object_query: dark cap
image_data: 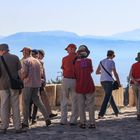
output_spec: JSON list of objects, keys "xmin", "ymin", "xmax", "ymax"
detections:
[
  {"xmin": 107, "ymin": 50, "xmax": 115, "ymax": 57},
  {"xmin": 65, "ymin": 44, "xmax": 77, "ymax": 50},
  {"xmin": 31, "ymin": 49, "xmax": 38, "ymax": 55},
  {"xmin": 0, "ymin": 44, "xmax": 9, "ymax": 51},
  {"xmin": 38, "ymin": 49, "xmax": 45, "ymax": 56}
]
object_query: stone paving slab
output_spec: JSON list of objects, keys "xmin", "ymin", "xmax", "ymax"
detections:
[{"xmin": 0, "ymin": 107, "xmax": 140, "ymax": 140}]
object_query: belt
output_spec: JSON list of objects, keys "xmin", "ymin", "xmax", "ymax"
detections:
[{"xmin": 64, "ymin": 77, "xmax": 75, "ymax": 79}]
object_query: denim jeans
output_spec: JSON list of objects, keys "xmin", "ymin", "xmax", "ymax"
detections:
[
  {"xmin": 29, "ymin": 99, "xmax": 38, "ymax": 121},
  {"xmin": 98, "ymin": 81, "xmax": 119, "ymax": 117}
]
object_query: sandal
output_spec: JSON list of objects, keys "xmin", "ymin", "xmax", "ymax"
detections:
[
  {"xmin": 79, "ymin": 124, "xmax": 86, "ymax": 129},
  {"xmin": 89, "ymin": 124, "xmax": 96, "ymax": 129}
]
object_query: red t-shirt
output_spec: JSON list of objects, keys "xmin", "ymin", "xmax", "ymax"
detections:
[
  {"xmin": 61, "ymin": 53, "xmax": 77, "ymax": 78},
  {"xmin": 131, "ymin": 62, "xmax": 140, "ymax": 84},
  {"xmin": 74, "ymin": 58, "xmax": 95, "ymax": 94}
]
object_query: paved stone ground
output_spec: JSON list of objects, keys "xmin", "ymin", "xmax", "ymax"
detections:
[{"xmin": 0, "ymin": 106, "xmax": 140, "ymax": 140}]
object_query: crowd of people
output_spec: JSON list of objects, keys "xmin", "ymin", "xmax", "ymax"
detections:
[{"xmin": 0, "ymin": 43, "xmax": 140, "ymax": 134}]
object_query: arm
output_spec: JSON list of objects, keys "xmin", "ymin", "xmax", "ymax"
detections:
[
  {"xmin": 96, "ymin": 64, "xmax": 101, "ymax": 75},
  {"xmin": 20, "ymin": 61, "xmax": 28, "ymax": 80},
  {"xmin": 129, "ymin": 67, "xmax": 139, "ymax": 85},
  {"xmin": 112, "ymin": 68, "xmax": 121, "ymax": 86}
]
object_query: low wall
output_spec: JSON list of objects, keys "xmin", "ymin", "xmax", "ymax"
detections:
[
  {"xmin": 45, "ymin": 84, "xmax": 124, "ymax": 110},
  {"xmin": 128, "ymin": 85, "xmax": 137, "ymax": 106}
]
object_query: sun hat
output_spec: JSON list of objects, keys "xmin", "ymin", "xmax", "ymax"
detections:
[{"xmin": 77, "ymin": 45, "xmax": 90, "ymax": 58}]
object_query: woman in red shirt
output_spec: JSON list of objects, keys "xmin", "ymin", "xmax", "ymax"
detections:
[{"xmin": 74, "ymin": 45, "xmax": 96, "ymax": 129}]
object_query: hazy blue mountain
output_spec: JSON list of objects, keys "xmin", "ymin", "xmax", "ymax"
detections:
[
  {"xmin": 0, "ymin": 36, "xmax": 4, "ymax": 39},
  {"xmin": 111, "ymin": 29, "xmax": 140, "ymax": 41},
  {"xmin": 0, "ymin": 30, "xmax": 140, "ymax": 87}
]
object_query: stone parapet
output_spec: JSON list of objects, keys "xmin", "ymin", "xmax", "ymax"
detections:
[{"xmin": 45, "ymin": 84, "xmax": 124, "ymax": 110}]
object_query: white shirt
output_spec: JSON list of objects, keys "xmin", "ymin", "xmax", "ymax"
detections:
[{"xmin": 99, "ymin": 58, "xmax": 115, "ymax": 82}]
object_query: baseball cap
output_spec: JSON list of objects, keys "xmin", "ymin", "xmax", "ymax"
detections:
[
  {"xmin": 65, "ymin": 44, "xmax": 77, "ymax": 50},
  {"xmin": 20, "ymin": 47, "xmax": 31, "ymax": 52}
]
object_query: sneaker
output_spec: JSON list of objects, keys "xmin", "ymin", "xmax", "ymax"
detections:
[
  {"xmin": 69, "ymin": 123, "xmax": 77, "ymax": 126},
  {"xmin": 49, "ymin": 113, "xmax": 57, "ymax": 118},
  {"xmin": 60, "ymin": 123, "xmax": 67, "ymax": 125},
  {"xmin": 89, "ymin": 124, "xmax": 96, "ymax": 129},
  {"xmin": 98, "ymin": 115, "xmax": 104, "ymax": 119},
  {"xmin": 137, "ymin": 114, "xmax": 140, "ymax": 120},
  {"xmin": 31, "ymin": 120, "xmax": 37, "ymax": 125},
  {"xmin": 46, "ymin": 119, "xmax": 51, "ymax": 126},
  {"xmin": 0, "ymin": 129, "xmax": 7, "ymax": 134},
  {"xmin": 21, "ymin": 123, "xmax": 29, "ymax": 128},
  {"xmin": 79, "ymin": 124, "xmax": 86, "ymax": 129},
  {"xmin": 15, "ymin": 128, "xmax": 26, "ymax": 134}
]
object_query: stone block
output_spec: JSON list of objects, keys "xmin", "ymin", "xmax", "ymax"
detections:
[
  {"xmin": 44, "ymin": 84, "xmax": 124, "ymax": 110},
  {"xmin": 45, "ymin": 84, "xmax": 57, "ymax": 107}
]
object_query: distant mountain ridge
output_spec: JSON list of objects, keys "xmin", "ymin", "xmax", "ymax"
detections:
[
  {"xmin": 0, "ymin": 30, "xmax": 140, "ymax": 86},
  {"xmin": 1, "ymin": 28, "xmax": 140, "ymax": 41},
  {"xmin": 110, "ymin": 29, "xmax": 140, "ymax": 41}
]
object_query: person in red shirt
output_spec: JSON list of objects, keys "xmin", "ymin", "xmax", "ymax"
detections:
[
  {"xmin": 60, "ymin": 44, "xmax": 78, "ymax": 125},
  {"xmin": 129, "ymin": 52, "xmax": 140, "ymax": 120},
  {"xmin": 74, "ymin": 45, "xmax": 95, "ymax": 129}
]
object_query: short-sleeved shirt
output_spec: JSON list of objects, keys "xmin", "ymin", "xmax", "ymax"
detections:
[
  {"xmin": 99, "ymin": 58, "xmax": 115, "ymax": 82},
  {"xmin": 131, "ymin": 61, "xmax": 140, "ymax": 84},
  {"xmin": 0, "ymin": 53, "xmax": 21, "ymax": 90},
  {"xmin": 22, "ymin": 56, "xmax": 41, "ymax": 88},
  {"xmin": 74, "ymin": 58, "xmax": 95, "ymax": 94},
  {"xmin": 61, "ymin": 53, "xmax": 77, "ymax": 78}
]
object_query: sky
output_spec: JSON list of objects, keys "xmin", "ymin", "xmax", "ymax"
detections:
[{"xmin": 1, "ymin": 0, "xmax": 140, "ymax": 36}]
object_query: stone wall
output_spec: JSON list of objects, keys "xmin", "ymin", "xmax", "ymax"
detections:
[{"xmin": 45, "ymin": 84, "xmax": 124, "ymax": 110}]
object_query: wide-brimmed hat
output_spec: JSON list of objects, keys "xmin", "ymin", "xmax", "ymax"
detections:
[
  {"xmin": 135, "ymin": 52, "xmax": 140, "ymax": 61},
  {"xmin": 77, "ymin": 45, "xmax": 90, "ymax": 58},
  {"xmin": 65, "ymin": 44, "xmax": 77, "ymax": 50},
  {"xmin": 0, "ymin": 44, "xmax": 9, "ymax": 51}
]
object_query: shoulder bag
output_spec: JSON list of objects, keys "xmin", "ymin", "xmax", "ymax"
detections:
[
  {"xmin": 100, "ymin": 62, "xmax": 119, "ymax": 90},
  {"xmin": 1, "ymin": 56, "xmax": 24, "ymax": 90}
]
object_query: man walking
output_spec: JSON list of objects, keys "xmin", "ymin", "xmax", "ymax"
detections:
[
  {"xmin": 21, "ymin": 48, "xmax": 51, "ymax": 128},
  {"xmin": 96, "ymin": 50, "xmax": 121, "ymax": 118}
]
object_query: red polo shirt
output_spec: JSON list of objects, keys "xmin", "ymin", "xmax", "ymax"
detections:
[
  {"xmin": 74, "ymin": 58, "xmax": 95, "ymax": 94},
  {"xmin": 131, "ymin": 61, "xmax": 140, "ymax": 84},
  {"xmin": 61, "ymin": 53, "xmax": 77, "ymax": 78}
]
